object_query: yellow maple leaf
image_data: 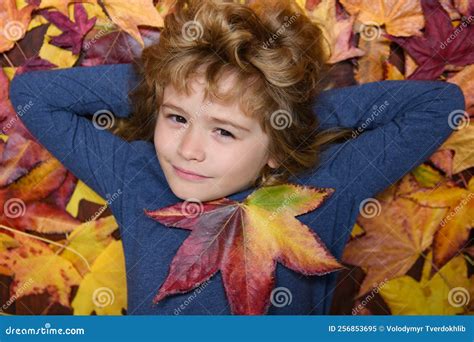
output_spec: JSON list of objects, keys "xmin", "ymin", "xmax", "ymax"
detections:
[
  {"xmin": 101, "ymin": 0, "xmax": 164, "ymax": 47},
  {"xmin": 0, "ymin": 229, "xmax": 82, "ymax": 308},
  {"xmin": 60, "ymin": 215, "xmax": 118, "ymax": 276},
  {"xmin": 405, "ymin": 177, "xmax": 474, "ymax": 270},
  {"xmin": 72, "ymin": 240, "xmax": 127, "ymax": 315},
  {"xmin": 339, "ymin": 0, "xmax": 424, "ymax": 37},
  {"xmin": 37, "ymin": 0, "xmax": 97, "ymax": 16},
  {"xmin": 379, "ymin": 253, "xmax": 471, "ymax": 314},
  {"xmin": 439, "ymin": 122, "xmax": 474, "ymax": 175}
]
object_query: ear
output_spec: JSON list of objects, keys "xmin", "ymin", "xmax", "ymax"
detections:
[{"xmin": 267, "ymin": 157, "xmax": 279, "ymax": 169}]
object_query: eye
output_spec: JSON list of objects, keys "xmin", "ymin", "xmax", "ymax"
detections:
[
  {"xmin": 215, "ymin": 128, "xmax": 235, "ymax": 139},
  {"xmin": 166, "ymin": 114, "xmax": 187, "ymax": 124}
]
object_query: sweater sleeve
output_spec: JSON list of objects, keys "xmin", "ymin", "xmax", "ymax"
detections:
[
  {"xmin": 311, "ymin": 80, "xmax": 465, "ymax": 202},
  {"xmin": 8, "ymin": 63, "xmax": 143, "ymax": 201}
]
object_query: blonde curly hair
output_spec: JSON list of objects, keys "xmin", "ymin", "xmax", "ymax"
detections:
[{"xmin": 115, "ymin": 0, "xmax": 352, "ymax": 187}]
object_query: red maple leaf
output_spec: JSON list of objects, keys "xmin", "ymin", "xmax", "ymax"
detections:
[
  {"xmin": 40, "ymin": 3, "xmax": 96, "ymax": 55},
  {"xmin": 144, "ymin": 183, "xmax": 344, "ymax": 315},
  {"xmin": 385, "ymin": 0, "xmax": 474, "ymax": 80}
]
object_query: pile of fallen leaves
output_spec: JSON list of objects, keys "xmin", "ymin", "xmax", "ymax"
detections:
[{"xmin": 0, "ymin": 0, "xmax": 472, "ymax": 315}]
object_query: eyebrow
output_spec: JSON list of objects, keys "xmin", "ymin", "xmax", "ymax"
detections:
[{"xmin": 161, "ymin": 103, "xmax": 251, "ymax": 133}]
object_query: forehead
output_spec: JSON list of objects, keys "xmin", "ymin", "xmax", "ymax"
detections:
[{"xmin": 162, "ymin": 72, "xmax": 257, "ymax": 127}]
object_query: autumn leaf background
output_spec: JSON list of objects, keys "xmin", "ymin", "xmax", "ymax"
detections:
[{"xmin": 0, "ymin": 0, "xmax": 472, "ymax": 315}]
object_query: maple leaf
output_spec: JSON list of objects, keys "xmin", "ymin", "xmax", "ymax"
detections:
[
  {"xmin": 0, "ymin": 0, "xmax": 35, "ymax": 53},
  {"xmin": 429, "ymin": 149, "xmax": 454, "ymax": 178},
  {"xmin": 339, "ymin": 0, "xmax": 424, "ymax": 37},
  {"xmin": 60, "ymin": 215, "xmax": 118, "ymax": 276},
  {"xmin": 403, "ymin": 177, "xmax": 474, "ymax": 270},
  {"xmin": 15, "ymin": 55, "xmax": 57, "ymax": 75},
  {"xmin": 40, "ymin": 3, "xmax": 96, "ymax": 54},
  {"xmin": 304, "ymin": 0, "xmax": 365, "ymax": 64},
  {"xmin": 0, "ymin": 157, "xmax": 68, "ymax": 206},
  {"xmin": 100, "ymin": 0, "xmax": 163, "ymax": 47},
  {"xmin": 144, "ymin": 183, "xmax": 343, "ymax": 315},
  {"xmin": 342, "ymin": 195, "xmax": 448, "ymax": 297},
  {"xmin": 385, "ymin": 0, "xmax": 474, "ymax": 80},
  {"xmin": 2, "ymin": 201, "xmax": 81, "ymax": 233},
  {"xmin": 379, "ymin": 253, "xmax": 471, "ymax": 314},
  {"xmin": 0, "ymin": 133, "xmax": 50, "ymax": 187},
  {"xmin": 38, "ymin": 0, "xmax": 96, "ymax": 16},
  {"xmin": 49, "ymin": 171, "xmax": 77, "ymax": 209},
  {"xmin": 0, "ymin": 229, "xmax": 82, "ymax": 309},
  {"xmin": 448, "ymin": 64, "xmax": 474, "ymax": 115},
  {"xmin": 72, "ymin": 239, "xmax": 127, "ymax": 314},
  {"xmin": 80, "ymin": 27, "xmax": 159, "ymax": 66},
  {"xmin": 439, "ymin": 121, "xmax": 474, "ymax": 174}
]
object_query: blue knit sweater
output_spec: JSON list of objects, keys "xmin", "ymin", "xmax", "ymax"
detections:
[{"xmin": 9, "ymin": 63, "xmax": 465, "ymax": 315}]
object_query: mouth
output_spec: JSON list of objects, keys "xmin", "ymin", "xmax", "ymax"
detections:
[{"xmin": 172, "ymin": 165, "xmax": 212, "ymax": 181}]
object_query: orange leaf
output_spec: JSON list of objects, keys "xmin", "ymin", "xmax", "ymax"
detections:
[
  {"xmin": 343, "ymin": 195, "xmax": 447, "ymax": 297},
  {"xmin": 0, "ymin": 0, "xmax": 35, "ymax": 52}
]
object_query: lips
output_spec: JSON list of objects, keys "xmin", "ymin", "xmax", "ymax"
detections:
[{"xmin": 172, "ymin": 165, "xmax": 211, "ymax": 180}]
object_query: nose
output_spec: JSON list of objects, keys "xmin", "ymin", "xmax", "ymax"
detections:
[{"xmin": 177, "ymin": 126, "xmax": 205, "ymax": 162}]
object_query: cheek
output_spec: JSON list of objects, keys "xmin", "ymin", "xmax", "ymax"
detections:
[{"xmin": 153, "ymin": 120, "xmax": 173, "ymax": 155}]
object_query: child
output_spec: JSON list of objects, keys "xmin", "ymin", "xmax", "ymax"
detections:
[{"xmin": 9, "ymin": 0, "xmax": 465, "ymax": 315}]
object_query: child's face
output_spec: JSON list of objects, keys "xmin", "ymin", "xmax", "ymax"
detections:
[{"xmin": 154, "ymin": 73, "xmax": 278, "ymax": 202}]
